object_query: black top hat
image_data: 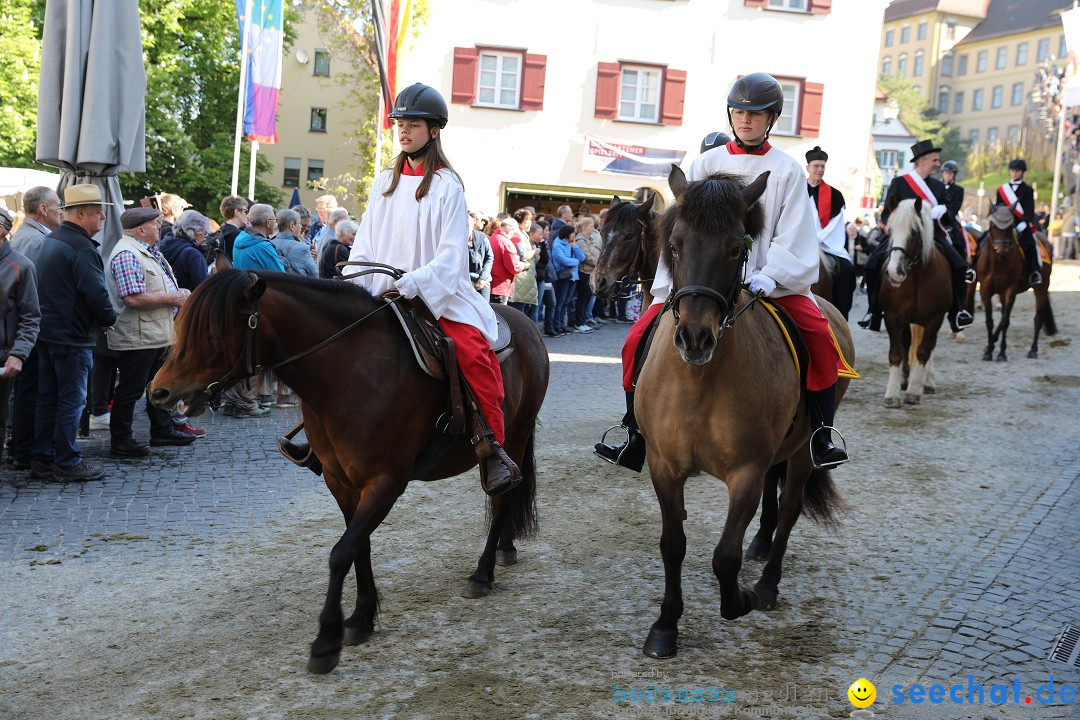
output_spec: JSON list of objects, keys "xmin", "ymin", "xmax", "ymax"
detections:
[
  {"xmin": 805, "ymin": 146, "xmax": 828, "ymax": 163},
  {"xmin": 909, "ymin": 139, "xmax": 942, "ymax": 162}
]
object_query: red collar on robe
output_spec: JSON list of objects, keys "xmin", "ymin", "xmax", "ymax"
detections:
[
  {"xmin": 811, "ymin": 181, "xmax": 833, "ymax": 228},
  {"xmin": 402, "ymin": 161, "xmax": 425, "ymax": 176},
  {"xmin": 725, "ymin": 140, "xmax": 772, "ymax": 156}
]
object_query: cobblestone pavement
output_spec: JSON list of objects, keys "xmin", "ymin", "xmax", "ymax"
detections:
[{"xmin": 1, "ymin": 281, "xmax": 1078, "ymax": 719}]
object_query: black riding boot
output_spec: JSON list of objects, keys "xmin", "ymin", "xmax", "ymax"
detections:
[
  {"xmin": 950, "ymin": 268, "xmax": 974, "ymax": 332},
  {"xmin": 857, "ymin": 267, "xmax": 882, "ymax": 331},
  {"xmin": 808, "ymin": 383, "xmax": 848, "ymax": 469},
  {"xmin": 594, "ymin": 392, "xmax": 647, "ymax": 472},
  {"xmin": 1022, "ymin": 236, "xmax": 1043, "ymax": 285}
]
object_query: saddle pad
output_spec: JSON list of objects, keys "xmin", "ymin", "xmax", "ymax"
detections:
[
  {"xmin": 493, "ymin": 313, "xmax": 513, "ymax": 354},
  {"xmin": 757, "ymin": 295, "xmax": 810, "ymax": 390}
]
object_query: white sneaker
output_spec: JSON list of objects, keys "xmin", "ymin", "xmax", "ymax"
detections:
[
  {"xmin": 574, "ymin": 324, "xmax": 595, "ymax": 333},
  {"xmin": 88, "ymin": 413, "xmax": 111, "ymax": 431}
]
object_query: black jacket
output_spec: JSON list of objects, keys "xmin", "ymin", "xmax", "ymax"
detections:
[
  {"xmin": 34, "ymin": 221, "xmax": 116, "ymax": 347},
  {"xmin": 807, "ymin": 183, "xmax": 846, "ymax": 223},
  {"xmin": 997, "ymin": 180, "xmax": 1036, "ymax": 229},
  {"xmin": 319, "ymin": 239, "xmax": 352, "ymax": 279},
  {"xmin": 942, "ymin": 182, "xmax": 964, "ymax": 218},
  {"xmin": 881, "ymin": 174, "xmax": 952, "ymax": 238}
]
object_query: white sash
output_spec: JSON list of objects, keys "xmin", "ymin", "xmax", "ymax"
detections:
[
  {"xmin": 997, "ymin": 183, "xmax": 1028, "ymax": 232},
  {"xmin": 902, "ymin": 172, "xmax": 940, "ymax": 209}
]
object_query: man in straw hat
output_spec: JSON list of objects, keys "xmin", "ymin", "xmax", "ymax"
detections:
[
  {"xmin": 859, "ymin": 139, "xmax": 974, "ymax": 333},
  {"xmin": 31, "ymin": 184, "xmax": 118, "ymax": 482}
]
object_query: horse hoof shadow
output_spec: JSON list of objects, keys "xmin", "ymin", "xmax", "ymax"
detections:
[
  {"xmin": 460, "ymin": 579, "xmax": 492, "ymax": 599},
  {"xmin": 752, "ymin": 582, "xmax": 779, "ymax": 610},
  {"xmin": 343, "ymin": 623, "xmax": 373, "ymax": 646},
  {"xmin": 902, "ymin": 393, "xmax": 921, "ymax": 405},
  {"xmin": 643, "ymin": 627, "xmax": 678, "ymax": 659},
  {"xmin": 745, "ymin": 538, "xmax": 772, "ymax": 560},
  {"xmin": 883, "ymin": 397, "xmax": 903, "ymax": 409},
  {"xmin": 307, "ymin": 647, "xmax": 341, "ymax": 675},
  {"xmin": 496, "ymin": 549, "xmax": 518, "ymax": 566}
]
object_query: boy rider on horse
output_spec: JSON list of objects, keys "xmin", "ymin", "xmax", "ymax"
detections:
[
  {"xmin": 941, "ymin": 159, "xmax": 975, "ymax": 268},
  {"xmin": 859, "ymin": 140, "xmax": 976, "ymax": 333},
  {"xmin": 348, "ymin": 83, "xmax": 520, "ymax": 495},
  {"xmin": 595, "ymin": 72, "xmax": 854, "ymax": 472},
  {"xmin": 997, "ymin": 158, "xmax": 1043, "ymax": 286},
  {"xmin": 805, "ymin": 145, "xmax": 857, "ymax": 319}
]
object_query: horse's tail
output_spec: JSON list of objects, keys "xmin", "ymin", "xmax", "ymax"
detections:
[
  {"xmin": 490, "ymin": 427, "xmax": 539, "ymax": 540},
  {"xmin": 802, "ymin": 467, "xmax": 847, "ymax": 528},
  {"xmin": 1039, "ymin": 293, "xmax": 1058, "ymax": 336}
]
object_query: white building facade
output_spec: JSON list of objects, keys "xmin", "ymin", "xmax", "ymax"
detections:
[{"xmin": 395, "ymin": 0, "xmax": 889, "ymax": 217}]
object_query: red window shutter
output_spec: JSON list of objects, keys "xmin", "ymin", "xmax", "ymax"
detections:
[
  {"xmin": 595, "ymin": 62, "xmax": 620, "ymax": 119},
  {"xmin": 521, "ymin": 54, "xmax": 546, "ymax": 110},
  {"xmin": 743, "ymin": 0, "xmax": 768, "ymax": 7},
  {"xmin": 451, "ymin": 47, "xmax": 478, "ymax": 105},
  {"xmin": 799, "ymin": 82, "xmax": 824, "ymax": 137},
  {"xmin": 660, "ymin": 69, "xmax": 687, "ymax": 126},
  {"xmin": 808, "ymin": 0, "xmax": 833, "ymax": 14}
]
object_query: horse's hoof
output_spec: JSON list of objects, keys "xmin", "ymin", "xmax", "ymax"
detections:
[
  {"xmin": 1027, "ymin": 350, "xmax": 1038, "ymax": 359},
  {"xmin": 745, "ymin": 537, "xmax": 772, "ymax": 560},
  {"xmin": 496, "ymin": 549, "xmax": 517, "ymax": 566},
  {"xmin": 306, "ymin": 647, "xmax": 341, "ymax": 675},
  {"xmin": 461, "ymin": 579, "xmax": 492, "ymax": 599},
  {"xmin": 923, "ymin": 386, "xmax": 936, "ymax": 395},
  {"xmin": 643, "ymin": 627, "xmax": 678, "ymax": 659},
  {"xmin": 982, "ymin": 352, "xmax": 993, "ymax": 361},
  {"xmin": 996, "ymin": 354, "xmax": 1007, "ymax": 362},
  {"xmin": 342, "ymin": 623, "xmax": 373, "ymax": 646},
  {"xmin": 883, "ymin": 397, "xmax": 902, "ymax": 409},
  {"xmin": 902, "ymin": 393, "xmax": 921, "ymax": 405},
  {"xmin": 752, "ymin": 582, "xmax": 779, "ymax": 610}
]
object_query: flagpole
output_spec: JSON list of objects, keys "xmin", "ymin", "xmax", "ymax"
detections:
[
  {"xmin": 248, "ymin": 140, "xmax": 259, "ymax": 200},
  {"xmin": 231, "ymin": 0, "xmax": 255, "ymax": 197},
  {"xmin": 375, "ymin": 92, "xmax": 385, "ymax": 176}
]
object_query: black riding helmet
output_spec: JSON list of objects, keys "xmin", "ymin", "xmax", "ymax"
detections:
[
  {"xmin": 388, "ymin": 83, "xmax": 449, "ymax": 128},
  {"xmin": 1008, "ymin": 158, "xmax": 1027, "ymax": 172},
  {"xmin": 726, "ymin": 73, "xmax": 784, "ymax": 151},
  {"xmin": 942, "ymin": 160, "xmax": 959, "ymax": 172},
  {"xmin": 700, "ymin": 131, "xmax": 732, "ymax": 154}
]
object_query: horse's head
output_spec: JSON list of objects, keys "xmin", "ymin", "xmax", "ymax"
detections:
[
  {"xmin": 662, "ymin": 165, "xmax": 767, "ymax": 365},
  {"xmin": 149, "ymin": 270, "xmax": 268, "ymax": 416},
  {"xmin": 884, "ymin": 196, "xmax": 934, "ymax": 286},
  {"xmin": 987, "ymin": 205, "xmax": 1018, "ymax": 260},
  {"xmin": 592, "ymin": 194, "xmax": 657, "ymax": 298}
]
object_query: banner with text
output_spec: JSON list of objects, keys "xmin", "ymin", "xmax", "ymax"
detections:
[{"xmin": 582, "ymin": 135, "xmax": 685, "ymax": 178}]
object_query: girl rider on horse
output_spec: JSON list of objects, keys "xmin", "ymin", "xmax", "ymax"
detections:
[
  {"xmin": 347, "ymin": 83, "xmax": 519, "ymax": 495},
  {"xmin": 595, "ymin": 72, "xmax": 856, "ymax": 472}
]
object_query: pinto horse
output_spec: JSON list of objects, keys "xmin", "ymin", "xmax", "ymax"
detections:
[
  {"xmin": 879, "ymin": 197, "xmax": 951, "ymax": 408},
  {"xmin": 633, "ymin": 166, "xmax": 852, "ymax": 659},
  {"xmin": 972, "ymin": 207, "xmax": 1057, "ymax": 361},
  {"xmin": 149, "ymin": 270, "xmax": 549, "ymax": 674}
]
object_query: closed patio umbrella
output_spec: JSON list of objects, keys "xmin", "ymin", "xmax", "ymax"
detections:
[{"xmin": 36, "ymin": 0, "xmax": 146, "ymax": 257}]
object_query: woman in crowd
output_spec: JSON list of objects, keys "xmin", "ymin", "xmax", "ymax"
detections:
[
  {"xmin": 488, "ymin": 217, "xmax": 524, "ymax": 304},
  {"xmin": 551, "ymin": 225, "xmax": 588, "ymax": 334},
  {"xmin": 319, "ymin": 219, "xmax": 358, "ymax": 278},
  {"xmin": 573, "ymin": 216, "xmax": 602, "ymax": 330},
  {"xmin": 274, "ymin": 209, "xmax": 319, "ymax": 276},
  {"xmin": 509, "ymin": 222, "xmax": 540, "ymax": 319}
]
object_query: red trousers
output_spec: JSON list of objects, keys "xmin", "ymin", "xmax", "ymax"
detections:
[
  {"xmin": 439, "ymin": 318, "xmax": 506, "ymax": 443},
  {"xmin": 621, "ymin": 303, "xmax": 664, "ymax": 392}
]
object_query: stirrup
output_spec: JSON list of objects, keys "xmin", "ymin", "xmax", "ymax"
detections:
[
  {"xmin": 593, "ymin": 424, "xmax": 629, "ymax": 465},
  {"xmin": 964, "ymin": 268, "xmax": 976, "ymax": 284},
  {"xmin": 1030, "ymin": 271, "xmax": 1043, "ymax": 286},
  {"xmin": 809, "ymin": 425, "xmax": 848, "ymax": 470}
]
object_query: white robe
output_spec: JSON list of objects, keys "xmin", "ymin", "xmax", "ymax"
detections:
[
  {"xmin": 811, "ymin": 191, "xmax": 850, "ymax": 261},
  {"xmin": 349, "ymin": 168, "xmax": 498, "ymax": 344},
  {"xmin": 651, "ymin": 145, "xmax": 820, "ymax": 305}
]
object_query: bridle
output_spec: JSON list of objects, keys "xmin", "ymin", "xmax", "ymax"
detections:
[
  {"xmin": 666, "ymin": 235, "xmax": 760, "ymax": 337},
  {"xmin": 201, "ymin": 265, "xmax": 402, "ymax": 406},
  {"xmin": 605, "ymin": 214, "xmax": 654, "ymax": 293}
]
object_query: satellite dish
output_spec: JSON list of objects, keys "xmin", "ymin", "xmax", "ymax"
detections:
[{"xmin": 295, "ymin": 49, "xmax": 309, "ymax": 64}]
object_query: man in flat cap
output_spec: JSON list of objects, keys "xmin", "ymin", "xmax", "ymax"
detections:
[
  {"xmin": 104, "ymin": 207, "xmax": 195, "ymax": 457},
  {"xmin": 805, "ymin": 146, "xmax": 856, "ymax": 319},
  {"xmin": 32, "ymin": 184, "xmax": 118, "ymax": 482},
  {"xmin": 860, "ymin": 139, "xmax": 974, "ymax": 333}
]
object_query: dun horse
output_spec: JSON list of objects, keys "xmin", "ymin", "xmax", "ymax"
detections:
[
  {"xmin": 972, "ymin": 207, "xmax": 1057, "ymax": 361},
  {"xmin": 632, "ymin": 167, "xmax": 853, "ymax": 659},
  {"xmin": 149, "ymin": 270, "xmax": 549, "ymax": 674},
  {"xmin": 879, "ymin": 197, "xmax": 951, "ymax": 408}
]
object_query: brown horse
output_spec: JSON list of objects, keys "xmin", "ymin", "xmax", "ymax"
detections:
[
  {"xmin": 879, "ymin": 197, "xmax": 952, "ymax": 408},
  {"xmin": 972, "ymin": 207, "xmax": 1057, "ymax": 360},
  {"xmin": 591, "ymin": 194, "xmax": 661, "ymax": 307},
  {"xmin": 148, "ymin": 270, "xmax": 549, "ymax": 674},
  {"xmin": 633, "ymin": 166, "xmax": 852, "ymax": 659}
]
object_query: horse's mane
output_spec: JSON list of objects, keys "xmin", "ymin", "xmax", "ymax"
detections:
[
  {"xmin": 887, "ymin": 199, "xmax": 935, "ymax": 264},
  {"xmin": 603, "ymin": 197, "xmax": 656, "ymax": 234},
  {"xmin": 171, "ymin": 269, "xmax": 377, "ymax": 364},
  {"xmin": 658, "ymin": 173, "xmax": 766, "ymax": 267}
]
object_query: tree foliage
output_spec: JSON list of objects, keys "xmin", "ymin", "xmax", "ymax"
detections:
[
  {"xmin": 878, "ymin": 74, "xmax": 966, "ymax": 166},
  {"xmin": 0, "ymin": 0, "xmax": 46, "ymax": 167}
]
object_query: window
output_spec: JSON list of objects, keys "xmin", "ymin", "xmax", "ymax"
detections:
[
  {"xmin": 885, "ymin": 29, "xmax": 894, "ymax": 47},
  {"xmin": 958, "ymin": 54, "xmax": 968, "ymax": 75},
  {"xmin": 877, "ymin": 149, "xmax": 898, "ymax": 170},
  {"xmin": 914, "ymin": 50, "xmax": 924, "ymax": 77},
  {"xmin": 991, "ymin": 85, "xmax": 1003, "ymax": 108},
  {"xmin": 946, "ymin": 21, "xmax": 956, "ymax": 41},
  {"xmin": 1060, "ymin": 34, "xmax": 1068, "ymax": 59},
  {"xmin": 987, "ymin": 127, "xmax": 999, "ymax": 145},
  {"xmin": 772, "ymin": 80, "xmax": 800, "ymax": 135},
  {"xmin": 618, "ymin": 65, "xmax": 661, "ymax": 123},
  {"xmin": 898, "ymin": 53, "xmax": 908, "ymax": 76},
  {"xmin": 882, "ymin": 56, "xmax": 892, "ymax": 76},
  {"xmin": 901, "ymin": 25, "xmax": 910, "ymax": 44},
  {"xmin": 307, "ymin": 160, "xmax": 324, "ymax": 186},
  {"xmin": 310, "ymin": 107, "xmax": 327, "ymax": 132},
  {"xmin": 1038, "ymin": 38, "xmax": 1050, "ymax": 62},
  {"xmin": 938, "ymin": 87, "xmax": 950, "ymax": 114},
  {"xmin": 917, "ymin": 21, "xmax": 927, "ymax": 41},
  {"xmin": 768, "ymin": 0, "xmax": 808, "ymax": 10},
  {"xmin": 1016, "ymin": 42, "xmax": 1028, "ymax": 66},
  {"xmin": 1012, "ymin": 82, "xmax": 1024, "ymax": 106},
  {"xmin": 976, "ymin": 50, "xmax": 987, "ymax": 72},
  {"xmin": 941, "ymin": 52, "xmax": 953, "ymax": 77},
  {"xmin": 969, "ymin": 129, "xmax": 980, "ymax": 145},
  {"xmin": 313, "ymin": 50, "xmax": 330, "ymax": 77},
  {"xmin": 995, "ymin": 47, "xmax": 1007, "ymax": 69},
  {"xmin": 283, "ymin": 157, "xmax": 300, "ymax": 188},
  {"xmin": 953, "ymin": 91, "xmax": 964, "ymax": 114},
  {"xmin": 478, "ymin": 51, "xmax": 521, "ymax": 109},
  {"xmin": 1007, "ymin": 125, "xmax": 1019, "ymax": 143},
  {"xmin": 973, "ymin": 88, "xmax": 984, "ymax": 110}
]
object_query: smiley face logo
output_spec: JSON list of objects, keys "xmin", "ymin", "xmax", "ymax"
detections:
[{"xmin": 848, "ymin": 678, "xmax": 876, "ymax": 709}]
